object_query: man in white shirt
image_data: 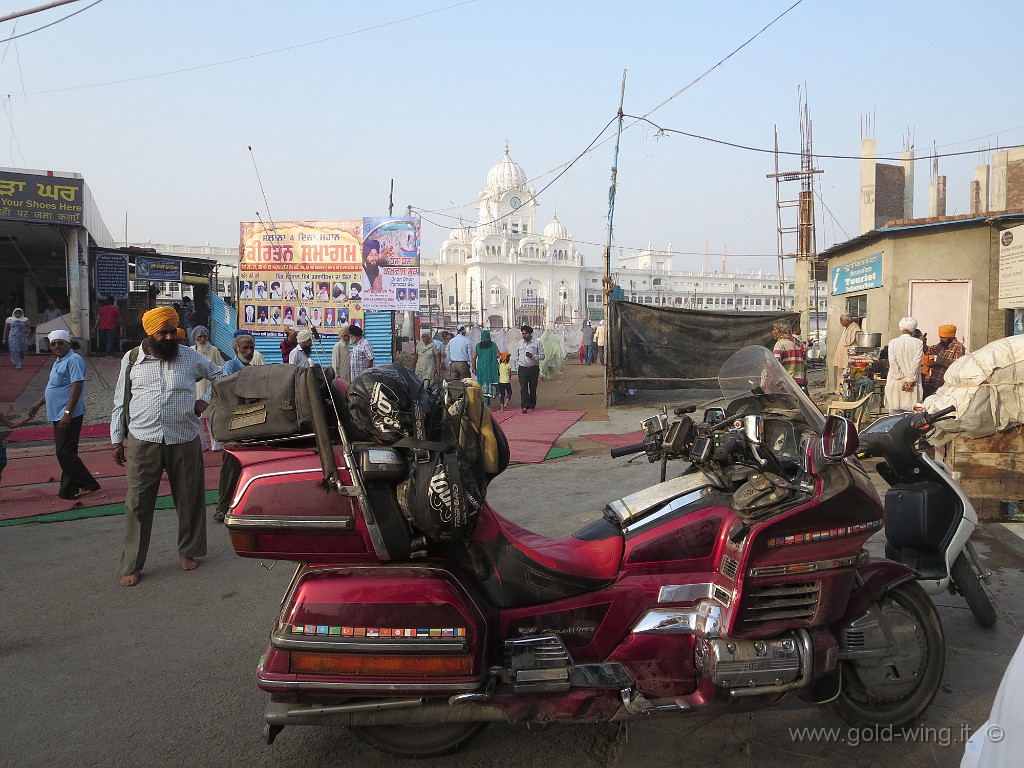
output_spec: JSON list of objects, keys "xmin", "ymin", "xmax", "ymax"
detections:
[
  {"xmin": 110, "ymin": 306, "xmax": 223, "ymax": 587},
  {"xmin": 447, "ymin": 325, "xmax": 474, "ymax": 380},
  {"xmin": 288, "ymin": 329, "xmax": 314, "ymax": 369},
  {"xmin": 515, "ymin": 324, "xmax": 545, "ymax": 413},
  {"xmin": 331, "ymin": 323, "xmax": 352, "ymax": 384}
]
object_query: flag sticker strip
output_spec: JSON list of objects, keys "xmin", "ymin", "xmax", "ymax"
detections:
[
  {"xmin": 288, "ymin": 625, "xmax": 469, "ymax": 637},
  {"xmin": 767, "ymin": 519, "xmax": 882, "ymax": 547}
]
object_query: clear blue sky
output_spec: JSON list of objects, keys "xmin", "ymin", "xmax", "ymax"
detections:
[{"xmin": 1, "ymin": 0, "xmax": 1021, "ymax": 275}]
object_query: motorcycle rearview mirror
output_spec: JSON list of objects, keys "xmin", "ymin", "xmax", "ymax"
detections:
[
  {"xmin": 703, "ymin": 407, "xmax": 726, "ymax": 424},
  {"xmin": 821, "ymin": 414, "xmax": 859, "ymax": 459},
  {"xmin": 742, "ymin": 415, "xmax": 763, "ymax": 446}
]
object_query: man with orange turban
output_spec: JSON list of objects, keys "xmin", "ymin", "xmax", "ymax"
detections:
[
  {"xmin": 110, "ymin": 306, "xmax": 224, "ymax": 587},
  {"xmin": 924, "ymin": 324, "xmax": 966, "ymax": 396}
]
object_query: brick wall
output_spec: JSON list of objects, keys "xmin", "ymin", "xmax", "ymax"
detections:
[
  {"xmin": 1007, "ymin": 159, "xmax": 1024, "ymax": 209},
  {"xmin": 875, "ymin": 164, "xmax": 905, "ymax": 228}
]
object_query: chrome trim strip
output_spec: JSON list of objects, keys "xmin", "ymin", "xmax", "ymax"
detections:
[
  {"xmin": 606, "ymin": 471, "xmax": 722, "ymax": 526},
  {"xmin": 631, "ymin": 602, "xmax": 723, "ymax": 637},
  {"xmin": 233, "ymin": 467, "xmax": 321, "ymax": 507},
  {"xmin": 748, "ymin": 554, "xmax": 860, "ymax": 578},
  {"xmin": 658, "ymin": 583, "xmax": 715, "ymax": 604},
  {"xmin": 272, "ymin": 632, "xmax": 468, "ymax": 653},
  {"xmin": 224, "ymin": 515, "xmax": 356, "ymax": 531},
  {"xmin": 623, "ymin": 489, "xmax": 709, "ymax": 533},
  {"xmin": 258, "ymin": 678, "xmax": 482, "ymax": 693}
]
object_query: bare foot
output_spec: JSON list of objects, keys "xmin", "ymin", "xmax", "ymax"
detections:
[
  {"xmin": 180, "ymin": 557, "xmax": 200, "ymax": 571},
  {"xmin": 119, "ymin": 572, "xmax": 140, "ymax": 587}
]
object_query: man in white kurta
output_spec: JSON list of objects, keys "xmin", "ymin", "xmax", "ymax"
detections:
[{"xmin": 884, "ymin": 317, "xmax": 924, "ymax": 414}]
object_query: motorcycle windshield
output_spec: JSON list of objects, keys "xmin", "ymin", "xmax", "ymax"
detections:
[{"xmin": 718, "ymin": 345, "xmax": 826, "ymax": 434}]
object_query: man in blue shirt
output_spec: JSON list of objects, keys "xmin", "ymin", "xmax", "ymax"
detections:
[
  {"xmin": 28, "ymin": 330, "xmax": 100, "ymax": 500},
  {"xmin": 447, "ymin": 325, "xmax": 473, "ymax": 380},
  {"xmin": 222, "ymin": 333, "xmax": 260, "ymax": 376}
]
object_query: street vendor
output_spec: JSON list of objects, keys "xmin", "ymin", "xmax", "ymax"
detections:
[{"xmin": 832, "ymin": 313, "xmax": 861, "ymax": 392}]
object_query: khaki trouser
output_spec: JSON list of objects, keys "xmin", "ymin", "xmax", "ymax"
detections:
[{"xmin": 118, "ymin": 434, "xmax": 207, "ymax": 576}]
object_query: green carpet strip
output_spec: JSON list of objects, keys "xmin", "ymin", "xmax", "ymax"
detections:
[{"xmin": 0, "ymin": 490, "xmax": 220, "ymax": 527}]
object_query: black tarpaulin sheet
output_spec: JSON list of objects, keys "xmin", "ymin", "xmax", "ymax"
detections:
[{"xmin": 610, "ymin": 302, "xmax": 799, "ymax": 389}]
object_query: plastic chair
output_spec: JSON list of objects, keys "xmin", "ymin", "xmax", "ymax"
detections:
[{"xmin": 825, "ymin": 376, "xmax": 875, "ymax": 426}]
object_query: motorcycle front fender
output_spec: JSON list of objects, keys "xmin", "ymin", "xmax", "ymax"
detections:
[{"xmin": 833, "ymin": 558, "xmax": 917, "ymax": 630}]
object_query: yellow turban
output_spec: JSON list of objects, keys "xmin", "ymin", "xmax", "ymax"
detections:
[
  {"xmin": 938, "ymin": 324, "xmax": 957, "ymax": 338},
  {"xmin": 142, "ymin": 306, "xmax": 180, "ymax": 336}
]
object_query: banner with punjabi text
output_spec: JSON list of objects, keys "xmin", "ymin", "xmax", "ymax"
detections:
[
  {"xmin": 238, "ymin": 220, "xmax": 365, "ymax": 340},
  {"xmin": 360, "ymin": 217, "xmax": 421, "ymax": 312}
]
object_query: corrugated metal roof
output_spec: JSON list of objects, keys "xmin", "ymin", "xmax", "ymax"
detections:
[{"xmin": 818, "ymin": 211, "xmax": 1024, "ymax": 261}]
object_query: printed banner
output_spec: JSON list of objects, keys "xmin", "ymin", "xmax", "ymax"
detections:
[
  {"xmin": 135, "ymin": 256, "xmax": 182, "ymax": 282},
  {"xmin": 830, "ymin": 252, "xmax": 883, "ymax": 296},
  {"xmin": 999, "ymin": 223, "xmax": 1024, "ymax": 309},
  {"xmin": 237, "ymin": 217, "xmax": 422, "ymax": 340},
  {"xmin": 238, "ymin": 220, "xmax": 365, "ymax": 340},
  {"xmin": 0, "ymin": 171, "xmax": 83, "ymax": 224},
  {"xmin": 361, "ymin": 217, "xmax": 421, "ymax": 312}
]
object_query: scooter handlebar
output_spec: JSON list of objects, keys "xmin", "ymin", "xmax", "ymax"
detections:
[
  {"xmin": 928, "ymin": 405, "xmax": 957, "ymax": 421},
  {"xmin": 611, "ymin": 442, "xmax": 648, "ymax": 459}
]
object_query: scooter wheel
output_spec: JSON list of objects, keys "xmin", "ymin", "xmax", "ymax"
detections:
[
  {"xmin": 825, "ymin": 581, "xmax": 945, "ymax": 727},
  {"xmin": 349, "ymin": 722, "xmax": 488, "ymax": 757},
  {"xmin": 951, "ymin": 553, "xmax": 997, "ymax": 628}
]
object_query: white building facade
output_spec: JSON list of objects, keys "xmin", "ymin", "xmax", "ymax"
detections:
[{"xmin": 421, "ymin": 147, "xmax": 826, "ymax": 331}]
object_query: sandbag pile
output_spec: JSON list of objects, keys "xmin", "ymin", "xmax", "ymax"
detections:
[{"xmin": 924, "ymin": 335, "xmax": 1024, "ymax": 446}]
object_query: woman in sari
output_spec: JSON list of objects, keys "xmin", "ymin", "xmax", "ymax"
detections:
[
  {"xmin": 414, "ymin": 331, "xmax": 439, "ymax": 382},
  {"xmin": 4, "ymin": 308, "xmax": 32, "ymax": 370},
  {"xmin": 471, "ymin": 329, "xmax": 499, "ymax": 405},
  {"xmin": 539, "ymin": 327, "xmax": 564, "ymax": 380},
  {"xmin": 191, "ymin": 325, "xmax": 225, "ymax": 451}
]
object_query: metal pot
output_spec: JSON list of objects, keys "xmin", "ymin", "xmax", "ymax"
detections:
[{"xmin": 856, "ymin": 332, "xmax": 882, "ymax": 348}]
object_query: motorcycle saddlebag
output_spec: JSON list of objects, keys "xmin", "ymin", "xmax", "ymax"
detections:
[
  {"xmin": 257, "ymin": 564, "xmax": 486, "ymax": 694},
  {"xmin": 211, "ymin": 364, "xmax": 313, "ymax": 442}
]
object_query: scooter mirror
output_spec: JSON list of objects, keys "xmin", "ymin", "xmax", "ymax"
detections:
[
  {"xmin": 703, "ymin": 407, "xmax": 726, "ymax": 424},
  {"xmin": 742, "ymin": 414, "xmax": 763, "ymax": 445},
  {"xmin": 821, "ymin": 414, "xmax": 859, "ymax": 459}
]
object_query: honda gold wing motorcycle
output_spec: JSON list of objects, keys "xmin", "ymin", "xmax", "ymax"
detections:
[
  {"xmin": 856, "ymin": 407, "xmax": 996, "ymax": 627},
  {"xmin": 223, "ymin": 345, "xmax": 945, "ymax": 758}
]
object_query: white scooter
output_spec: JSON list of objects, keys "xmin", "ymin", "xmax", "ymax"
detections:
[{"xmin": 856, "ymin": 406, "xmax": 996, "ymax": 627}]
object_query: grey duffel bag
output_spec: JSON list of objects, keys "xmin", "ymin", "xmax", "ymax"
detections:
[{"xmin": 211, "ymin": 363, "xmax": 313, "ymax": 441}]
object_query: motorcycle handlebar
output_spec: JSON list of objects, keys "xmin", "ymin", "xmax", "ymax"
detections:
[
  {"xmin": 673, "ymin": 405, "xmax": 697, "ymax": 416},
  {"xmin": 928, "ymin": 405, "xmax": 957, "ymax": 421},
  {"xmin": 610, "ymin": 442, "xmax": 648, "ymax": 459}
]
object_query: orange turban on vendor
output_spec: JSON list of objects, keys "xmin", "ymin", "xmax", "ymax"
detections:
[
  {"xmin": 938, "ymin": 324, "xmax": 957, "ymax": 338},
  {"xmin": 141, "ymin": 306, "xmax": 180, "ymax": 336}
]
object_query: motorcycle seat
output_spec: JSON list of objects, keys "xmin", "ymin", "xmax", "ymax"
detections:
[{"xmin": 466, "ymin": 507, "xmax": 623, "ymax": 608}]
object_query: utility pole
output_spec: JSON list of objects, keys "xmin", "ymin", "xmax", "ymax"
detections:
[
  {"xmin": 604, "ymin": 69, "xmax": 627, "ymax": 407},
  {"xmin": 388, "ymin": 179, "xmax": 394, "ymax": 217}
]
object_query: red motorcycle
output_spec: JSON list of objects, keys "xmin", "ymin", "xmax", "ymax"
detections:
[{"xmin": 224, "ymin": 345, "xmax": 945, "ymax": 757}]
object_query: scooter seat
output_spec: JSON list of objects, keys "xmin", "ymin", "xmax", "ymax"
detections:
[{"xmin": 466, "ymin": 507, "xmax": 623, "ymax": 608}]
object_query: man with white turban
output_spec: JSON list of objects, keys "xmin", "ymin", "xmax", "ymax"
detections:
[
  {"xmin": 884, "ymin": 317, "xmax": 924, "ymax": 414},
  {"xmin": 27, "ymin": 329, "xmax": 100, "ymax": 500}
]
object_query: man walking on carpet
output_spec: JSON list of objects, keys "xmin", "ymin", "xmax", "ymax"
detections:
[
  {"xmin": 515, "ymin": 325, "xmax": 545, "ymax": 413},
  {"xmin": 28, "ymin": 330, "xmax": 101, "ymax": 500}
]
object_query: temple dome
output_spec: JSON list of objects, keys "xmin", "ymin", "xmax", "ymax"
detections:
[
  {"xmin": 544, "ymin": 213, "xmax": 569, "ymax": 240},
  {"xmin": 485, "ymin": 142, "xmax": 527, "ymax": 195}
]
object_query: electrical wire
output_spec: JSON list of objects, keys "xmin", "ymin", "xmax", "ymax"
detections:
[
  {"xmin": 0, "ymin": 0, "xmax": 103, "ymax": 43},
  {"xmin": 16, "ymin": 0, "xmax": 476, "ymax": 96}
]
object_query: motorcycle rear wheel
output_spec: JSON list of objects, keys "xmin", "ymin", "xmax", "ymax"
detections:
[
  {"xmin": 950, "ymin": 552, "xmax": 997, "ymax": 628},
  {"xmin": 349, "ymin": 722, "xmax": 488, "ymax": 757},
  {"xmin": 825, "ymin": 581, "xmax": 944, "ymax": 727}
]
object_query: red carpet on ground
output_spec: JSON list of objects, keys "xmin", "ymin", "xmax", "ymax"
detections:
[
  {"xmin": 492, "ymin": 407, "xmax": 584, "ymax": 463},
  {"xmin": 0, "ymin": 353, "xmax": 50, "ymax": 407},
  {"xmin": 581, "ymin": 429, "xmax": 645, "ymax": 448},
  {"xmin": 7, "ymin": 422, "xmax": 110, "ymax": 443},
  {"xmin": 0, "ymin": 444, "xmax": 222, "ymax": 522}
]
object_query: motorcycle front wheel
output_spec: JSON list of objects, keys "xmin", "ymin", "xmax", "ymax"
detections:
[
  {"xmin": 349, "ymin": 722, "xmax": 488, "ymax": 757},
  {"xmin": 950, "ymin": 552, "xmax": 997, "ymax": 628},
  {"xmin": 825, "ymin": 581, "xmax": 945, "ymax": 727}
]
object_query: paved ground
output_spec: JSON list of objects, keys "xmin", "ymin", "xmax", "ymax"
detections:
[{"xmin": 2, "ymin": 351, "xmax": 1023, "ymax": 767}]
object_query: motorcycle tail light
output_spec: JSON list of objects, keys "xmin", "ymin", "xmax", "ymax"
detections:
[
  {"xmin": 290, "ymin": 651, "xmax": 472, "ymax": 676},
  {"xmin": 229, "ymin": 532, "xmax": 256, "ymax": 553}
]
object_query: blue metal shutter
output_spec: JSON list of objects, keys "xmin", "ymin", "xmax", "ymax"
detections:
[
  {"xmin": 364, "ymin": 311, "xmax": 393, "ymax": 365},
  {"xmin": 209, "ymin": 293, "xmax": 237, "ymax": 359}
]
